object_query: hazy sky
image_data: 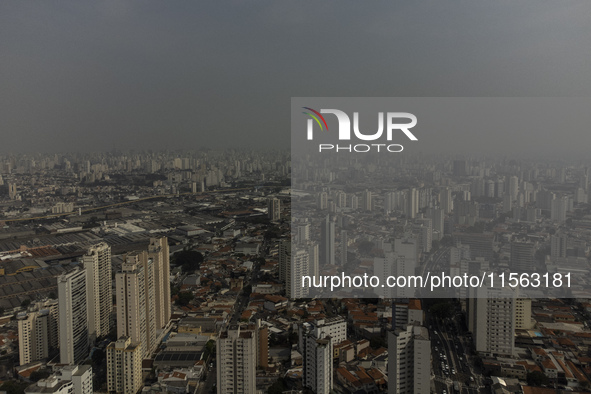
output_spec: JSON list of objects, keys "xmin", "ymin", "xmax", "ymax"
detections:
[{"xmin": 2, "ymin": 1, "xmax": 591, "ymax": 153}]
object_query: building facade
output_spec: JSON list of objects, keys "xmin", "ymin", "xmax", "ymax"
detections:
[
  {"xmin": 148, "ymin": 237, "xmax": 171, "ymax": 330},
  {"xmin": 58, "ymin": 267, "xmax": 89, "ymax": 365},
  {"xmin": 116, "ymin": 251, "xmax": 156, "ymax": 359},
  {"xmin": 216, "ymin": 325, "xmax": 257, "ymax": 394},
  {"xmin": 106, "ymin": 336, "xmax": 143, "ymax": 394},
  {"xmin": 388, "ymin": 324, "xmax": 431, "ymax": 394},
  {"xmin": 83, "ymin": 242, "xmax": 112, "ymax": 341}
]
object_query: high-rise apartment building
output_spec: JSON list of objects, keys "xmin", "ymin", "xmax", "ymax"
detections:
[
  {"xmin": 392, "ymin": 299, "xmax": 424, "ymax": 330},
  {"xmin": 374, "ymin": 238, "xmax": 418, "ymax": 298},
  {"xmin": 17, "ymin": 300, "xmax": 59, "ymax": 366},
  {"xmin": 510, "ymin": 238, "xmax": 535, "ymax": 273},
  {"xmin": 148, "ymin": 237, "xmax": 171, "ymax": 330},
  {"xmin": 278, "ymin": 240, "xmax": 289, "ymax": 282},
  {"xmin": 388, "ymin": 324, "xmax": 431, "ymax": 394},
  {"xmin": 58, "ymin": 267, "xmax": 89, "ymax": 365},
  {"xmin": 116, "ymin": 251, "xmax": 156, "ymax": 359},
  {"xmin": 515, "ymin": 298, "xmax": 533, "ymax": 330},
  {"xmin": 106, "ymin": 336, "xmax": 143, "ymax": 394},
  {"xmin": 83, "ymin": 242, "xmax": 112, "ymax": 341},
  {"xmin": 340, "ymin": 230, "xmax": 348, "ymax": 266},
  {"xmin": 297, "ymin": 223, "xmax": 310, "ymax": 243},
  {"xmin": 216, "ymin": 325, "xmax": 257, "ymax": 394},
  {"xmin": 299, "ymin": 317, "xmax": 346, "ymax": 394},
  {"xmin": 426, "ymin": 207, "xmax": 444, "ymax": 241},
  {"xmin": 362, "ymin": 189, "xmax": 372, "ymax": 211},
  {"xmin": 267, "ymin": 198, "xmax": 280, "ymax": 221},
  {"xmin": 416, "ymin": 218, "xmax": 432, "ymax": 253},
  {"xmin": 405, "ymin": 188, "xmax": 418, "ymax": 218},
  {"xmin": 551, "ymin": 233, "xmax": 568, "ymax": 259},
  {"xmin": 551, "ymin": 196, "xmax": 568, "ymax": 222},
  {"xmin": 320, "ymin": 215, "xmax": 335, "ymax": 266},
  {"xmin": 289, "ymin": 247, "xmax": 310, "ymax": 299},
  {"xmin": 507, "ymin": 175, "xmax": 519, "ymax": 199},
  {"xmin": 440, "ymin": 187, "xmax": 453, "ymax": 214},
  {"xmin": 317, "ymin": 192, "xmax": 328, "ymax": 210},
  {"xmin": 305, "ymin": 336, "xmax": 332, "ymax": 394},
  {"xmin": 468, "ymin": 288, "xmax": 516, "ymax": 357}
]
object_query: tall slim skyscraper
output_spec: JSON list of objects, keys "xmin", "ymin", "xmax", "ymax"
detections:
[
  {"xmin": 116, "ymin": 251, "xmax": 156, "ymax": 359},
  {"xmin": 59, "ymin": 267, "xmax": 89, "ymax": 365},
  {"xmin": 320, "ymin": 215, "xmax": 335, "ymax": 266},
  {"xmin": 308, "ymin": 242, "xmax": 319, "ymax": 278},
  {"xmin": 148, "ymin": 237, "xmax": 171, "ymax": 330},
  {"xmin": 217, "ymin": 325, "xmax": 257, "ymax": 394},
  {"xmin": 83, "ymin": 242, "xmax": 112, "ymax": 341},
  {"xmin": 278, "ymin": 241, "xmax": 290, "ymax": 283},
  {"xmin": 317, "ymin": 192, "xmax": 328, "ymax": 210},
  {"xmin": 507, "ymin": 175, "xmax": 519, "ymax": 201},
  {"xmin": 440, "ymin": 187, "xmax": 453, "ymax": 214},
  {"xmin": 340, "ymin": 230, "xmax": 348, "ymax": 266},
  {"xmin": 267, "ymin": 198, "xmax": 280, "ymax": 221},
  {"xmin": 405, "ymin": 188, "xmax": 418, "ymax": 218},
  {"xmin": 362, "ymin": 189, "xmax": 372, "ymax": 211},
  {"xmin": 426, "ymin": 207, "xmax": 444, "ymax": 241}
]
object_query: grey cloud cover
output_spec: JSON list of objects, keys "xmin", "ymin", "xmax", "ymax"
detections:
[{"xmin": 2, "ymin": 1, "xmax": 591, "ymax": 153}]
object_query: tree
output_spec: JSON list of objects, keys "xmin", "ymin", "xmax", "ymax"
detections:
[
  {"xmin": 264, "ymin": 226, "xmax": 281, "ymax": 240},
  {"xmin": 370, "ymin": 335, "xmax": 387, "ymax": 349},
  {"xmin": 92, "ymin": 348, "xmax": 105, "ymax": 365},
  {"xmin": 174, "ymin": 250, "xmax": 204, "ymax": 273},
  {"xmin": 0, "ymin": 380, "xmax": 30, "ymax": 394},
  {"xmin": 21, "ymin": 299, "xmax": 31, "ymax": 309},
  {"xmin": 176, "ymin": 292, "xmax": 194, "ymax": 306},
  {"xmin": 288, "ymin": 331, "xmax": 299, "ymax": 345},
  {"xmin": 171, "ymin": 285, "xmax": 180, "ymax": 297},
  {"xmin": 527, "ymin": 371, "xmax": 549, "ymax": 387},
  {"xmin": 267, "ymin": 378, "xmax": 287, "ymax": 394},
  {"xmin": 30, "ymin": 370, "xmax": 50, "ymax": 382},
  {"xmin": 203, "ymin": 340, "xmax": 215, "ymax": 361}
]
